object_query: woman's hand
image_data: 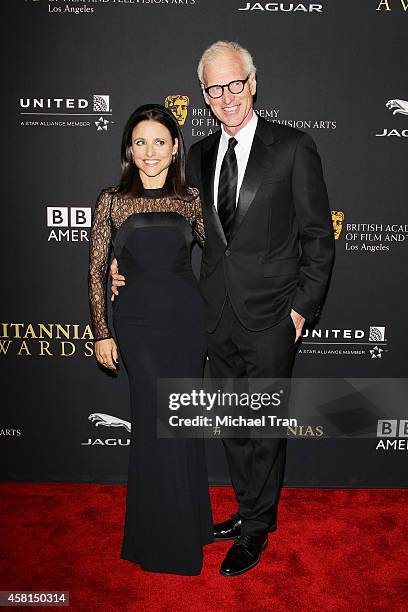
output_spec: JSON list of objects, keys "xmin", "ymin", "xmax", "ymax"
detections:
[
  {"xmin": 290, "ymin": 309, "xmax": 306, "ymax": 343},
  {"xmin": 94, "ymin": 338, "xmax": 119, "ymax": 370}
]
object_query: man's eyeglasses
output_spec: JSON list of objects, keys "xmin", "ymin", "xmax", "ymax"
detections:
[{"xmin": 203, "ymin": 75, "xmax": 250, "ymax": 99}]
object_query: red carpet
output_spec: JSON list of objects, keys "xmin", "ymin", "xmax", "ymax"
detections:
[{"xmin": 1, "ymin": 484, "xmax": 407, "ymax": 611}]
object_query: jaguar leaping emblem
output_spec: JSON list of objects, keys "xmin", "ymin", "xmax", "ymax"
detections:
[
  {"xmin": 386, "ymin": 99, "xmax": 408, "ymax": 116},
  {"xmin": 89, "ymin": 413, "xmax": 131, "ymax": 432}
]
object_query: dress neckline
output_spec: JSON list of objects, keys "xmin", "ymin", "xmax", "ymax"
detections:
[{"xmin": 142, "ymin": 187, "xmax": 164, "ymax": 199}]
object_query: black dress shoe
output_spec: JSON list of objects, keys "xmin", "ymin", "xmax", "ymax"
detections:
[
  {"xmin": 213, "ymin": 513, "xmax": 241, "ymax": 541},
  {"xmin": 213, "ymin": 509, "xmax": 277, "ymax": 541},
  {"xmin": 220, "ymin": 533, "xmax": 268, "ymax": 577}
]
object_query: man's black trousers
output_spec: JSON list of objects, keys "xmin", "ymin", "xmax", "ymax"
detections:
[{"xmin": 207, "ymin": 296, "xmax": 297, "ymax": 537}]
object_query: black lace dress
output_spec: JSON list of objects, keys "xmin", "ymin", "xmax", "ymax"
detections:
[{"xmin": 88, "ymin": 187, "xmax": 213, "ymax": 575}]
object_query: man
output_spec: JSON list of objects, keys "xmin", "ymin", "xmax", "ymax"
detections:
[{"xmin": 111, "ymin": 41, "xmax": 334, "ymax": 577}]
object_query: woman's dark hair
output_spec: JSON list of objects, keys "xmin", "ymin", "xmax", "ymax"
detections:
[{"xmin": 117, "ymin": 103, "xmax": 192, "ymax": 199}]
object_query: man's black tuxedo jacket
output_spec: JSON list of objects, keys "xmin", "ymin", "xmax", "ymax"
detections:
[{"xmin": 186, "ymin": 116, "xmax": 334, "ymax": 333}]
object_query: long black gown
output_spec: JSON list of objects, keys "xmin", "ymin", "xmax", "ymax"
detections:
[{"xmin": 88, "ymin": 186, "xmax": 213, "ymax": 575}]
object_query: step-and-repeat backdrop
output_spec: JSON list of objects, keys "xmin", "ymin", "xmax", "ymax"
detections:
[{"xmin": 2, "ymin": 0, "xmax": 407, "ymax": 486}]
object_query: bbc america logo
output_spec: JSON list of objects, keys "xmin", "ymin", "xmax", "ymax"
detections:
[
  {"xmin": 376, "ymin": 419, "xmax": 408, "ymax": 451},
  {"xmin": 377, "ymin": 420, "xmax": 408, "ymax": 437},
  {"xmin": 46, "ymin": 207, "xmax": 91, "ymax": 242}
]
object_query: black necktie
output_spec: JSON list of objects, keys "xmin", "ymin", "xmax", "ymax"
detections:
[{"xmin": 217, "ymin": 137, "xmax": 238, "ymax": 241}]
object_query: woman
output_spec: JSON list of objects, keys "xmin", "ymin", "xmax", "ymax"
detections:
[{"xmin": 88, "ymin": 104, "xmax": 213, "ymax": 575}]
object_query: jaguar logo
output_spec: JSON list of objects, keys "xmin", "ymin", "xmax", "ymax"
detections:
[
  {"xmin": 376, "ymin": 98, "xmax": 408, "ymax": 137},
  {"xmin": 386, "ymin": 99, "xmax": 408, "ymax": 116},
  {"xmin": 88, "ymin": 413, "xmax": 131, "ymax": 432}
]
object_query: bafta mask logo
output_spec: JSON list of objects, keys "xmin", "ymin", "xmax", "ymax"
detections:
[
  {"xmin": 165, "ymin": 95, "xmax": 189, "ymax": 126},
  {"xmin": 331, "ymin": 211, "xmax": 344, "ymax": 240}
]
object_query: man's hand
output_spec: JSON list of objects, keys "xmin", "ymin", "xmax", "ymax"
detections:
[
  {"xmin": 94, "ymin": 338, "xmax": 118, "ymax": 370},
  {"xmin": 290, "ymin": 309, "xmax": 305, "ymax": 343},
  {"xmin": 110, "ymin": 258, "xmax": 126, "ymax": 302}
]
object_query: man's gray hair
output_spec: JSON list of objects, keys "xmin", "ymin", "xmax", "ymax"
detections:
[{"xmin": 197, "ymin": 41, "xmax": 257, "ymax": 85}]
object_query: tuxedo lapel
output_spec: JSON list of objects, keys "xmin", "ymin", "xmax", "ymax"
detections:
[
  {"xmin": 229, "ymin": 119, "xmax": 279, "ymax": 243},
  {"xmin": 201, "ymin": 132, "xmax": 227, "ymax": 245}
]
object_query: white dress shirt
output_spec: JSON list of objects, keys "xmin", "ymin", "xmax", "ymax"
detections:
[{"xmin": 213, "ymin": 111, "xmax": 258, "ymax": 210}]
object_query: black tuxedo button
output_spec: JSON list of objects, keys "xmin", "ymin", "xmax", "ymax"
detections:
[{"xmin": 225, "ymin": 249, "xmax": 231, "ymax": 257}]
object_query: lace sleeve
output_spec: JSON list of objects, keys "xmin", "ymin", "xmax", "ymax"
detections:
[
  {"xmin": 88, "ymin": 189, "xmax": 114, "ymax": 341},
  {"xmin": 191, "ymin": 189, "xmax": 205, "ymax": 247}
]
